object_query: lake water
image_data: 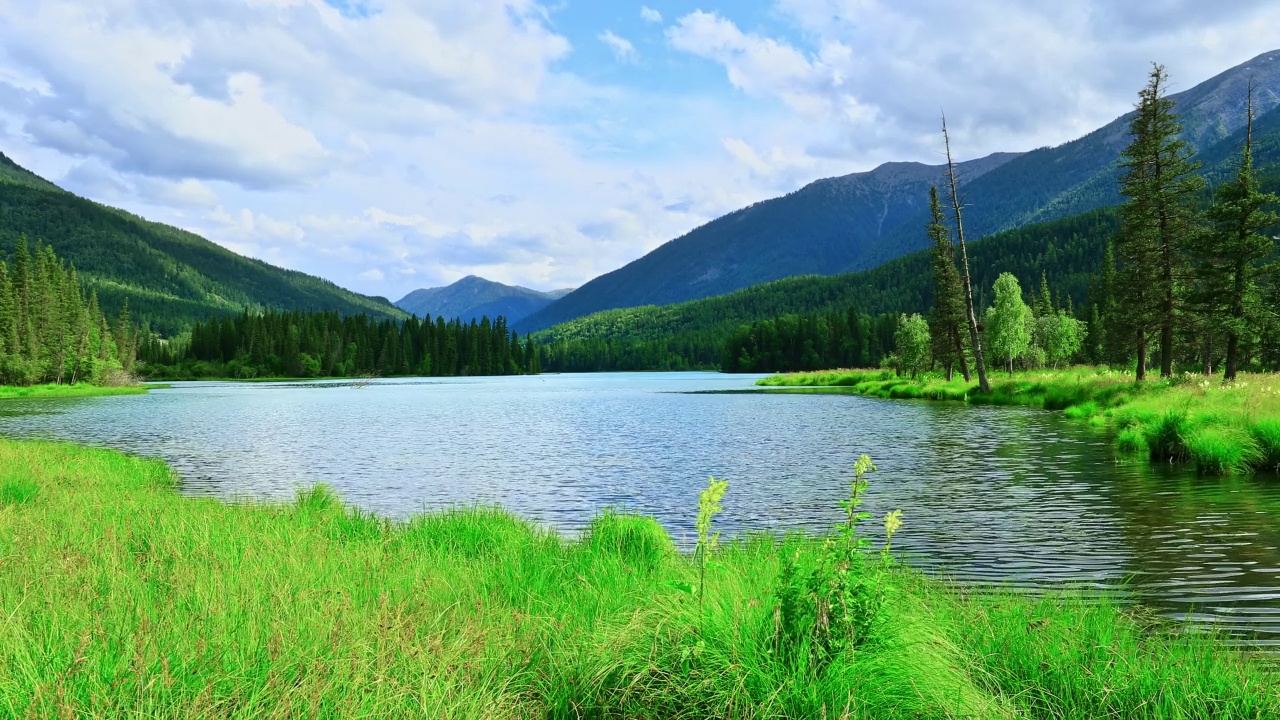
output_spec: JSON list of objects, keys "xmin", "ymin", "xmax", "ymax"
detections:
[{"xmin": 3, "ymin": 372, "xmax": 1278, "ymax": 644}]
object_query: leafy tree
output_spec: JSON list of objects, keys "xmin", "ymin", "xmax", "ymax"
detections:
[
  {"xmin": 986, "ymin": 273, "xmax": 1033, "ymax": 374},
  {"xmin": 894, "ymin": 313, "xmax": 931, "ymax": 378},
  {"xmin": 1040, "ymin": 311, "xmax": 1087, "ymax": 369},
  {"xmin": 1189, "ymin": 85, "xmax": 1280, "ymax": 381},
  {"xmin": 1116, "ymin": 63, "xmax": 1205, "ymax": 378}
]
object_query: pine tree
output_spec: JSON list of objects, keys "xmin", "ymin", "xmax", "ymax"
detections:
[
  {"xmin": 1190, "ymin": 83, "xmax": 1280, "ymax": 381},
  {"xmin": 927, "ymin": 186, "xmax": 971, "ymax": 381},
  {"xmin": 1116, "ymin": 63, "xmax": 1204, "ymax": 378}
]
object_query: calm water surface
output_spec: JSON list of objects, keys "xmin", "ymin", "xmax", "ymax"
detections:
[{"xmin": 3, "ymin": 372, "xmax": 1278, "ymax": 643}]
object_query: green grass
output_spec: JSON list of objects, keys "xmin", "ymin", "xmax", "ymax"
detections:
[
  {"xmin": 0, "ymin": 383, "xmax": 149, "ymax": 400},
  {"xmin": 0, "ymin": 438, "xmax": 1275, "ymax": 718},
  {"xmin": 760, "ymin": 368, "xmax": 1280, "ymax": 475}
]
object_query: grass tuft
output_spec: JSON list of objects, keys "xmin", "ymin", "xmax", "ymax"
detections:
[{"xmin": 581, "ymin": 508, "xmax": 675, "ymax": 569}]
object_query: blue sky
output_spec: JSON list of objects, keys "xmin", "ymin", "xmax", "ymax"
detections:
[{"xmin": 1, "ymin": 1, "xmax": 1279, "ymax": 300}]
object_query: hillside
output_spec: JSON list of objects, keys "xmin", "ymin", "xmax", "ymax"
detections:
[
  {"xmin": 519, "ymin": 49, "xmax": 1280, "ymax": 333},
  {"xmin": 0, "ymin": 153, "xmax": 406, "ymax": 335},
  {"xmin": 395, "ymin": 276, "xmax": 572, "ymax": 324}
]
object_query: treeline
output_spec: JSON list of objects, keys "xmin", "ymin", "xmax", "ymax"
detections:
[
  {"xmin": 895, "ymin": 66, "xmax": 1280, "ymax": 381},
  {"xmin": 538, "ymin": 336, "xmax": 720, "ymax": 373},
  {"xmin": 720, "ymin": 309, "xmax": 898, "ymax": 373},
  {"xmin": 141, "ymin": 310, "xmax": 541, "ymax": 379},
  {"xmin": 0, "ymin": 237, "xmax": 136, "ymax": 386}
]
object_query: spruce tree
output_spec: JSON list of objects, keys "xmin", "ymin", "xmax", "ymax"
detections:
[
  {"xmin": 927, "ymin": 186, "xmax": 971, "ymax": 381},
  {"xmin": 1190, "ymin": 84, "xmax": 1280, "ymax": 381},
  {"xmin": 1116, "ymin": 63, "xmax": 1204, "ymax": 378}
]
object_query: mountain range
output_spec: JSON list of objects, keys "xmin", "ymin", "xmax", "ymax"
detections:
[
  {"xmin": 516, "ymin": 49, "xmax": 1280, "ymax": 333},
  {"xmin": 0, "ymin": 153, "xmax": 405, "ymax": 335},
  {"xmin": 395, "ymin": 276, "xmax": 572, "ymax": 325}
]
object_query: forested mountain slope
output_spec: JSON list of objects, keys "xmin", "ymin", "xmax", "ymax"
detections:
[
  {"xmin": 520, "ymin": 49, "xmax": 1280, "ymax": 333},
  {"xmin": 0, "ymin": 153, "xmax": 405, "ymax": 335},
  {"xmin": 395, "ymin": 276, "xmax": 572, "ymax": 324}
]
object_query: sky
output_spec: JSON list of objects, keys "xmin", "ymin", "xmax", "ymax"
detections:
[{"xmin": 1, "ymin": 1, "xmax": 1279, "ymax": 301}]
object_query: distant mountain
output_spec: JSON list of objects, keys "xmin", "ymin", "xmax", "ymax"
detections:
[
  {"xmin": 395, "ymin": 275, "xmax": 573, "ymax": 324},
  {"xmin": 518, "ymin": 49, "xmax": 1280, "ymax": 333},
  {"xmin": 0, "ymin": 153, "xmax": 406, "ymax": 335}
]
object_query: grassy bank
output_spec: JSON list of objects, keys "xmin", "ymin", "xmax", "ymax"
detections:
[
  {"xmin": 1, "ymin": 438, "xmax": 1275, "ymax": 718},
  {"xmin": 0, "ymin": 383, "xmax": 149, "ymax": 400},
  {"xmin": 760, "ymin": 368, "xmax": 1280, "ymax": 475}
]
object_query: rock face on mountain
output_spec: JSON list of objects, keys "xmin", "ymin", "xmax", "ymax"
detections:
[
  {"xmin": 518, "ymin": 49, "xmax": 1280, "ymax": 333},
  {"xmin": 395, "ymin": 276, "xmax": 571, "ymax": 324}
]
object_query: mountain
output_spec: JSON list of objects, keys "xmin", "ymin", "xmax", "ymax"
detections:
[
  {"xmin": 518, "ymin": 49, "xmax": 1280, "ymax": 333},
  {"xmin": 395, "ymin": 275, "xmax": 573, "ymax": 324},
  {"xmin": 0, "ymin": 153, "xmax": 406, "ymax": 335}
]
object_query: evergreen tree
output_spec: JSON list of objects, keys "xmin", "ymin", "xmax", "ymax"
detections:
[
  {"xmin": 927, "ymin": 186, "xmax": 971, "ymax": 381},
  {"xmin": 1116, "ymin": 63, "xmax": 1204, "ymax": 378},
  {"xmin": 1190, "ymin": 84, "xmax": 1280, "ymax": 381}
]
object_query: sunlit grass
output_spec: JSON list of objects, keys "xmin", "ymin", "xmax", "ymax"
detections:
[
  {"xmin": 0, "ymin": 437, "xmax": 1274, "ymax": 718},
  {"xmin": 0, "ymin": 383, "xmax": 149, "ymax": 400},
  {"xmin": 761, "ymin": 368, "xmax": 1280, "ymax": 475}
]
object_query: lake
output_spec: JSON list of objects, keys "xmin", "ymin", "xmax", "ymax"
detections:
[{"xmin": 3, "ymin": 372, "xmax": 1278, "ymax": 644}]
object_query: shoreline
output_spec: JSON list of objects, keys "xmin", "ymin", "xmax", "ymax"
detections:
[
  {"xmin": 759, "ymin": 368, "xmax": 1280, "ymax": 476},
  {"xmin": 1, "ymin": 436, "xmax": 1275, "ymax": 718}
]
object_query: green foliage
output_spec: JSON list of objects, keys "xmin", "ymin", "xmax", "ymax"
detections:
[
  {"xmin": 536, "ymin": 208, "xmax": 1122, "ymax": 373},
  {"xmin": 581, "ymin": 509, "xmax": 675, "ymax": 570},
  {"xmin": 1039, "ymin": 310, "xmax": 1088, "ymax": 369},
  {"xmin": 1116, "ymin": 64, "xmax": 1207, "ymax": 378},
  {"xmin": 693, "ymin": 477, "xmax": 728, "ymax": 610},
  {"xmin": 774, "ymin": 455, "xmax": 900, "ymax": 673},
  {"xmin": 142, "ymin": 308, "xmax": 540, "ymax": 379},
  {"xmin": 893, "ymin": 313, "xmax": 931, "ymax": 378},
  {"xmin": 0, "ymin": 162, "xmax": 405, "ymax": 335},
  {"xmin": 985, "ymin": 273, "xmax": 1033, "ymax": 373},
  {"xmin": 0, "ymin": 237, "xmax": 135, "ymax": 386}
]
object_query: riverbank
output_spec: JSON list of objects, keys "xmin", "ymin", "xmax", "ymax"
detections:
[
  {"xmin": 760, "ymin": 368, "xmax": 1280, "ymax": 475},
  {"xmin": 0, "ymin": 383, "xmax": 149, "ymax": 400},
  {"xmin": 1, "ymin": 437, "xmax": 1274, "ymax": 718}
]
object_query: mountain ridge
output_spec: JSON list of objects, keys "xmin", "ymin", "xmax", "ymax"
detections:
[
  {"xmin": 0, "ymin": 153, "xmax": 406, "ymax": 334},
  {"xmin": 517, "ymin": 49, "xmax": 1280, "ymax": 333},
  {"xmin": 395, "ymin": 275, "xmax": 573, "ymax": 325}
]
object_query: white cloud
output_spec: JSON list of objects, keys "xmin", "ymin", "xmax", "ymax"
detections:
[
  {"xmin": 2, "ymin": 0, "xmax": 1279, "ymax": 305},
  {"xmin": 599, "ymin": 30, "xmax": 639, "ymax": 64}
]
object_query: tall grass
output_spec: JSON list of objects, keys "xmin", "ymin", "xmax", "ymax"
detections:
[
  {"xmin": 0, "ymin": 383, "xmax": 149, "ymax": 400},
  {"xmin": 761, "ymin": 368, "xmax": 1280, "ymax": 475},
  {"xmin": 0, "ymin": 437, "xmax": 1274, "ymax": 718}
]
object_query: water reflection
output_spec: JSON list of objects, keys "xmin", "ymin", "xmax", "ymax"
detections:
[{"xmin": 2, "ymin": 373, "xmax": 1277, "ymax": 642}]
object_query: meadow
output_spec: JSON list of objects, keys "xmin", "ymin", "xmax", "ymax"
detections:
[
  {"xmin": 760, "ymin": 368, "xmax": 1280, "ymax": 475},
  {"xmin": 1, "ymin": 437, "xmax": 1276, "ymax": 718}
]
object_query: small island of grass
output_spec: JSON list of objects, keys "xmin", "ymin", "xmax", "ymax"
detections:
[
  {"xmin": 759, "ymin": 367, "xmax": 1280, "ymax": 475},
  {"xmin": 0, "ymin": 383, "xmax": 150, "ymax": 400}
]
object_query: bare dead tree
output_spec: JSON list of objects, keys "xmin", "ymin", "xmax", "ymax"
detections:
[{"xmin": 942, "ymin": 114, "xmax": 991, "ymax": 393}]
